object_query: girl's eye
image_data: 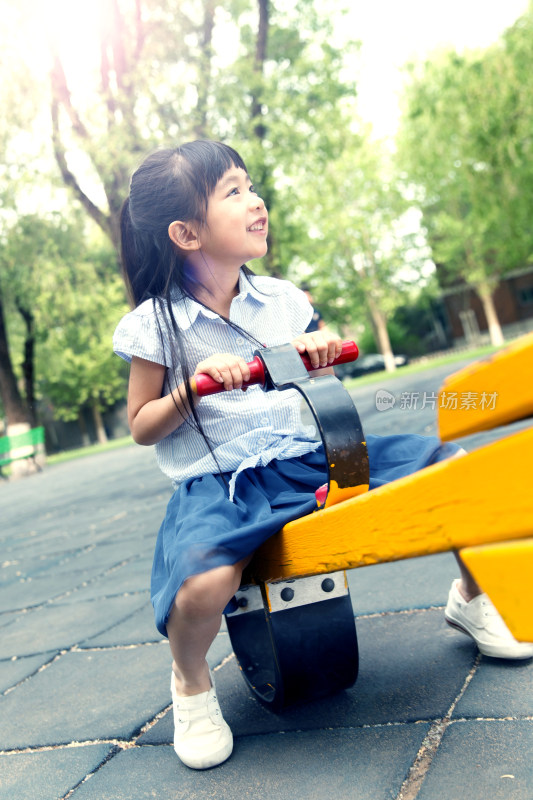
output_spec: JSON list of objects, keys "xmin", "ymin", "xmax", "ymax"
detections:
[
  {"xmin": 249, "ymin": 185, "xmax": 257, "ymax": 194},
  {"xmin": 228, "ymin": 187, "xmax": 239, "ymax": 196}
]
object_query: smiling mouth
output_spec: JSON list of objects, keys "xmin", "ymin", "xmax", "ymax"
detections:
[{"xmin": 247, "ymin": 218, "xmax": 267, "ymax": 232}]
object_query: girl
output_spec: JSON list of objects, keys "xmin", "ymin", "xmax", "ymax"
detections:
[{"xmin": 113, "ymin": 140, "xmax": 533, "ymax": 771}]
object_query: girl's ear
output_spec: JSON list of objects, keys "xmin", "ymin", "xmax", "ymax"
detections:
[{"xmin": 168, "ymin": 221, "xmax": 201, "ymax": 251}]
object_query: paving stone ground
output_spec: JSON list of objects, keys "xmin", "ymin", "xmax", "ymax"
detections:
[{"xmin": 1, "ymin": 365, "xmax": 532, "ymax": 800}]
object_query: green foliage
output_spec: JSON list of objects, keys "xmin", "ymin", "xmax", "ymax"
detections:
[
  {"xmin": 0, "ymin": 212, "xmax": 129, "ymax": 422},
  {"xmin": 9, "ymin": 0, "xmax": 526, "ymax": 423},
  {"xmin": 287, "ymin": 133, "xmax": 424, "ymax": 340},
  {"xmin": 397, "ymin": 7, "xmax": 533, "ymax": 291},
  {"xmin": 38, "ymin": 273, "xmax": 129, "ymax": 422}
]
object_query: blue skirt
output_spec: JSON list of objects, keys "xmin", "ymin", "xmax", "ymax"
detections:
[{"xmin": 151, "ymin": 434, "xmax": 460, "ymax": 635}]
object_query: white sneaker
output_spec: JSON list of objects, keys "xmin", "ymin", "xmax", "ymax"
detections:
[
  {"xmin": 170, "ymin": 669, "xmax": 233, "ymax": 769},
  {"xmin": 445, "ymin": 579, "xmax": 533, "ymax": 660}
]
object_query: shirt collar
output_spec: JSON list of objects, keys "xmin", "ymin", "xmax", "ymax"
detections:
[
  {"xmin": 169, "ymin": 269, "xmax": 267, "ymax": 329},
  {"xmin": 235, "ymin": 270, "xmax": 269, "ymax": 305}
]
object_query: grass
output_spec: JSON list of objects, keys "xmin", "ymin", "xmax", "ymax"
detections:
[{"xmin": 46, "ymin": 435, "xmax": 135, "ymax": 465}]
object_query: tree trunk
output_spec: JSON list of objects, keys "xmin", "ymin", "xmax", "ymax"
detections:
[
  {"xmin": 16, "ymin": 302, "xmax": 37, "ymax": 426},
  {"xmin": 251, "ymin": 0, "xmax": 278, "ymax": 275},
  {"xmin": 252, "ymin": 0, "xmax": 269, "ymax": 140},
  {"xmin": 0, "ymin": 295, "xmax": 31, "ymax": 427},
  {"xmin": 476, "ymin": 281, "xmax": 505, "ymax": 347},
  {"xmin": 357, "ymin": 246, "xmax": 396, "ymax": 372},
  {"xmin": 193, "ymin": 0, "xmax": 215, "ymax": 138},
  {"xmin": 78, "ymin": 410, "xmax": 91, "ymax": 447},
  {"xmin": 92, "ymin": 399, "xmax": 108, "ymax": 444},
  {"xmin": 367, "ymin": 295, "xmax": 396, "ymax": 372}
]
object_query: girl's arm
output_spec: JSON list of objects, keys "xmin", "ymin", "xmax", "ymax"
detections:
[
  {"xmin": 127, "ymin": 353, "xmax": 251, "ymax": 446},
  {"xmin": 127, "ymin": 356, "xmax": 190, "ymax": 446}
]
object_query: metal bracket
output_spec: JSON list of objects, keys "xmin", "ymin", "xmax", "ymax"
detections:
[
  {"xmin": 226, "ymin": 571, "xmax": 358, "ymax": 710},
  {"xmin": 256, "ymin": 346, "xmax": 369, "ymax": 505}
]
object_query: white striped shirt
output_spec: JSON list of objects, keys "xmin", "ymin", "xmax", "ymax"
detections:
[{"xmin": 113, "ymin": 272, "xmax": 319, "ymax": 495}]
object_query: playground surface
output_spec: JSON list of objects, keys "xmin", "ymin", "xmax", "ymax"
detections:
[{"xmin": 1, "ymin": 360, "xmax": 532, "ymax": 800}]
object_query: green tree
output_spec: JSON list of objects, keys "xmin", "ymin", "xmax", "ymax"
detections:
[
  {"xmin": 0, "ymin": 213, "xmax": 128, "ymax": 442},
  {"xmin": 37, "ymin": 259, "xmax": 129, "ymax": 443},
  {"xmin": 1, "ymin": 0, "xmax": 369, "ymax": 449},
  {"xmin": 225, "ymin": 1, "xmax": 359, "ymax": 276},
  {"xmin": 7, "ymin": 0, "xmax": 357, "ymax": 274},
  {"xmin": 0, "ymin": 40, "xmax": 48, "ymax": 433},
  {"xmin": 396, "ymin": 8, "xmax": 533, "ymax": 346},
  {"xmin": 290, "ymin": 133, "xmax": 420, "ymax": 370}
]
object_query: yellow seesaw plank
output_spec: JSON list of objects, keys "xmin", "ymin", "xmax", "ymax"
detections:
[
  {"xmin": 438, "ymin": 332, "xmax": 533, "ymax": 442},
  {"xmin": 248, "ymin": 427, "xmax": 533, "ymax": 583},
  {"xmin": 459, "ymin": 538, "xmax": 533, "ymax": 642}
]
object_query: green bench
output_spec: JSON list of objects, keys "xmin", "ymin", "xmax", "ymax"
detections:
[{"xmin": 0, "ymin": 426, "xmax": 45, "ymax": 474}]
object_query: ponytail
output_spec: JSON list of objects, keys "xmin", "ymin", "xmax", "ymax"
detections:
[
  {"xmin": 118, "ymin": 140, "xmax": 273, "ymax": 483},
  {"xmin": 120, "ymin": 196, "xmax": 175, "ymax": 307},
  {"xmin": 119, "ymin": 198, "xmax": 138, "ymax": 306}
]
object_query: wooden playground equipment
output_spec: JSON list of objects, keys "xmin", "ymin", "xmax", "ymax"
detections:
[{"xmin": 194, "ymin": 333, "xmax": 533, "ymax": 710}]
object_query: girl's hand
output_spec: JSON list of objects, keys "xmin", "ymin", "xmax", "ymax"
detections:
[
  {"xmin": 291, "ymin": 331, "xmax": 343, "ymax": 370},
  {"xmin": 194, "ymin": 353, "xmax": 251, "ymax": 392}
]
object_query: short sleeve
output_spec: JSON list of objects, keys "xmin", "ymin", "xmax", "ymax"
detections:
[{"xmin": 113, "ymin": 301, "xmax": 168, "ymax": 366}]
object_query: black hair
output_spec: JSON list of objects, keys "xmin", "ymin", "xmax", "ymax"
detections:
[
  {"xmin": 119, "ymin": 140, "xmax": 265, "ymax": 474},
  {"xmin": 121, "ymin": 140, "xmax": 249, "ymax": 306}
]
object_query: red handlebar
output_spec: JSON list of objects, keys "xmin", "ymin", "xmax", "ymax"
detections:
[{"xmin": 190, "ymin": 340, "xmax": 359, "ymax": 397}]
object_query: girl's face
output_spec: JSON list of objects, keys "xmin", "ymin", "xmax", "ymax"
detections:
[{"xmin": 199, "ymin": 167, "xmax": 268, "ymax": 269}]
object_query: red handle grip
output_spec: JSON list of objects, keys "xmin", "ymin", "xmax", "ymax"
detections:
[{"xmin": 191, "ymin": 340, "xmax": 359, "ymax": 397}]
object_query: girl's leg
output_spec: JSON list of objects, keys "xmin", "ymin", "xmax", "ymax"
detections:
[
  {"xmin": 447, "ymin": 447, "xmax": 483, "ymax": 600},
  {"xmin": 453, "ymin": 552, "xmax": 482, "ymax": 601},
  {"xmin": 165, "ymin": 557, "xmax": 251, "ymax": 770},
  {"xmin": 167, "ymin": 556, "xmax": 250, "ymax": 696}
]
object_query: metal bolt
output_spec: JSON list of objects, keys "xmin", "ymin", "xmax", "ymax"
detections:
[
  {"xmin": 280, "ymin": 587, "xmax": 295, "ymax": 602},
  {"xmin": 321, "ymin": 578, "xmax": 335, "ymax": 593},
  {"xmin": 237, "ymin": 596, "xmax": 248, "ymax": 608}
]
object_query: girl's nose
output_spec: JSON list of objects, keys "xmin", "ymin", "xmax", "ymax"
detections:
[{"xmin": 251, "ymin": 193, "xmax": 265, "ymax": 209}]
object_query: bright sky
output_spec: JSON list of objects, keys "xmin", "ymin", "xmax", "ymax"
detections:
[{"xmin": 347, "ymin": 0, "xmax": 531, "ymax": 137}]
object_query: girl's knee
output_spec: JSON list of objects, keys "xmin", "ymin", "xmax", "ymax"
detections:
[{"xmin": 175, "ymin": 563, "xmax": 243, "ymax": 619}]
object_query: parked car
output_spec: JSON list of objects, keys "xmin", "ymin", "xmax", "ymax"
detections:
[{"xmin": 334, "ymin": 353, "xmax": 409, "ymax": 381}]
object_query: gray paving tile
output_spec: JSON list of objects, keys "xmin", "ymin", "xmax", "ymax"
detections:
[
  {"xmin": 0, "ymin": 553, "xmax": 63, "ymax": 582},
  {"xmin": 453, "ymin": 656, "xmax": 533, "ymax": 719},
  {"xmin": 0, "ymin": 593, "xmax": 149, "ymax": 658},
  {"xmin": 0, "ymin": 744, "xmax": 113, "ymax": 800},
  {"xmin": 81, "ymin": 601, "xmax": 162, "ymax": 646},
  {"xmin": 0, "ymin": 571, "xmax": 88, "ymax": 613},
  {"xmin": 348, "ymin": 553, "xmax": 458, "ymax": 614},
  {"xmin": 140, "ymin": 608, "xmax": 475, "ymax": 744},
  {"xmin": 67, "ymin": 558, "xmax": 152, "ymax": 603},
  {"xmin": 417, "ymin": 720, "xmax": 533, "ymax": 800},
  {"xmin": 71, "ymin": 724, "xmax": 430, "ymax": 800},
  {"xmin": 43, "ymin": 541, "xmax": 153, "ymax": 583},
  {"xmin": 0, "ymin": 644, "xmax": 171, "ymax": 749},
  {"xmin": 1, "ymin": 532, "xmax": 85, "ymax": 560},
  {"xmin": 0, "ymin": 652, "xmax": 55, "ymax": 693},
  {"xmin": 0, "ymin": 610, "xmax": 21, "ymax": 632}
]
